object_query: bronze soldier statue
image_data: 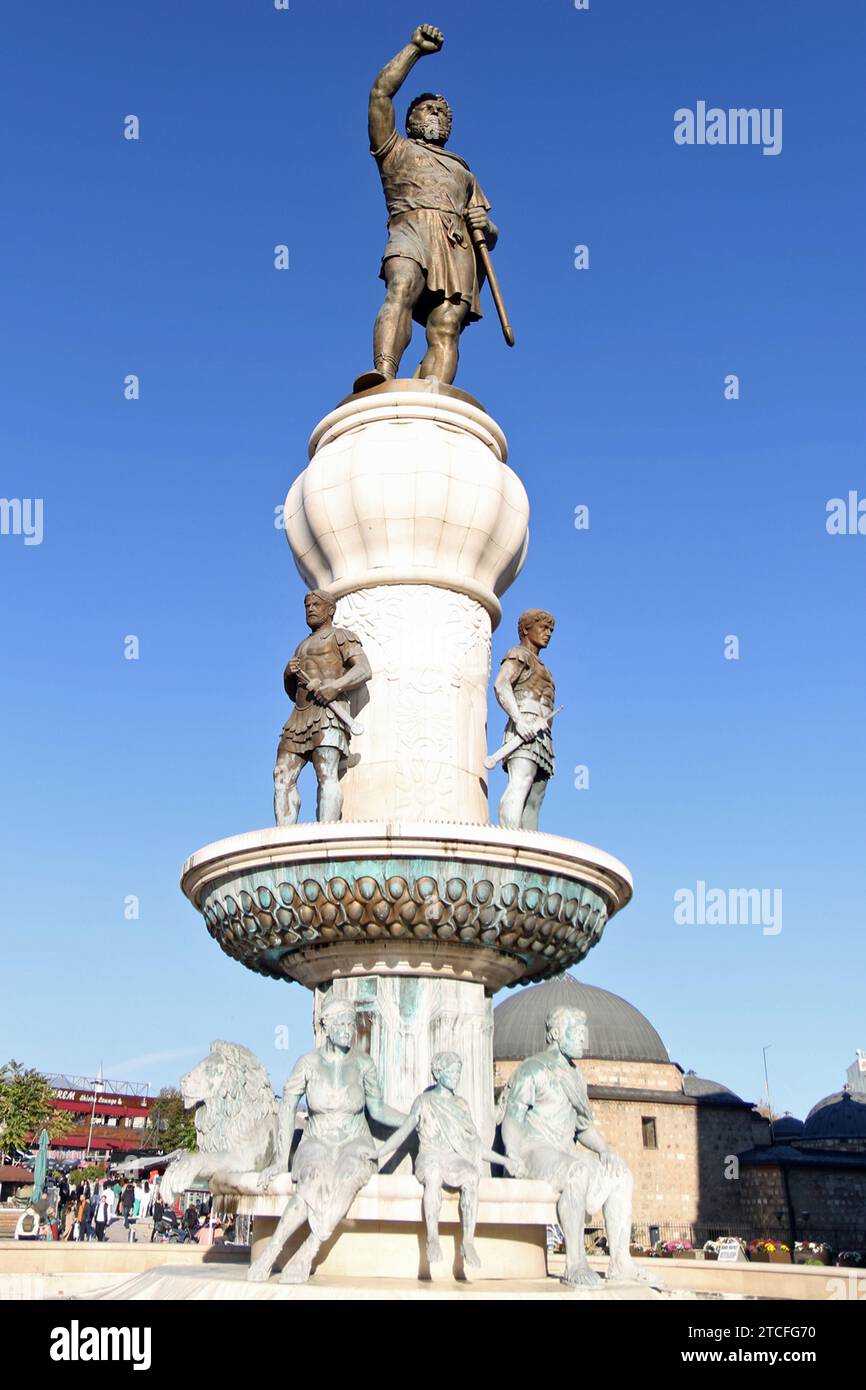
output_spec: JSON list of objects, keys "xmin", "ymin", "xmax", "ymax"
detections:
[
  {"xmin": 360, "ymin": 23, "xmax": 499, "ymax": 388},
  {"xmin": 274, "ymin": 590, "xmax": 371, "ymax": 825},
  {"xmin": 493, "ymin": 608, "xmax": 556, "ymax": 830}
]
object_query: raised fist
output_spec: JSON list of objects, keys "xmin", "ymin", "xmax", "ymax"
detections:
[{"xmin": 411, "ymin": 24, "xmax": 444, "ymax": 54}]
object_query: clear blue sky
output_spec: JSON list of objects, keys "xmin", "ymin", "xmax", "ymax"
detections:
[{"xmin": 2, "ymin": 1, "xmax": 863, "ymax": 1122}]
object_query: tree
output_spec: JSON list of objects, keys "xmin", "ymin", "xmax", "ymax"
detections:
[
  {"xmin": 0, "ymin": 1060, "xmax": 72, "ymax": 1160},
  {"xmin": 142, "ymin": 1087, "xmax": 197, "ymax": 1153}
]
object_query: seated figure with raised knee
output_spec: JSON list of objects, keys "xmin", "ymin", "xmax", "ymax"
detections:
[{"xmin": 500, "ymin": 1004, "xmax": 661, "ymax": 1289}]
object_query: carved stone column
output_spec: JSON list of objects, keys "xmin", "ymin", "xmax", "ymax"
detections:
[
  {"xmin": 282, "ymin": 383, "xmax": 530, "ymax": 825},
  {"xmin": 334, "ymin": 584, "xmax": 491, "ymax": 822},
  {"xmin": 314, "ymin": 974, "xmax": 495, "ymax": 1153}
]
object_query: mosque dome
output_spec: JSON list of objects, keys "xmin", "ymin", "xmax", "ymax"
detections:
[
  {"xmin": 773, "ymin": 1113, "xmax": 805, "ymax": 1139},
  {"xmin": 803, "ymin": 1087, "xmax": 866, "ymax": 1141},
  {"xmin": 682, "ymin": 1072, "xmax": 745, "ymax": 1104},
  {"xmin": 493, "ymin": 974, "xmax": 669, "ymax": 1064}
]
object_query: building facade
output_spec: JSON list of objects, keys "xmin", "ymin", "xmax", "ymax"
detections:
[{"xmin": 44, "ymin": 1074, "xmax": 154, "ymax": 1163}]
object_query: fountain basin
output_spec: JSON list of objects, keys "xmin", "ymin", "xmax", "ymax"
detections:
[{"xmin": 181, "ymin": 822, "xmax": 633, "ymax": 992}]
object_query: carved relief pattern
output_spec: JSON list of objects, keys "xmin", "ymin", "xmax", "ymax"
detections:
[
  {"xmin": 200, "ymin": 864, "xmax": 609, "ymax": 986},
  {"xmin": 334, "ymin": 586, "xmax": 492, "ymax": 821}
]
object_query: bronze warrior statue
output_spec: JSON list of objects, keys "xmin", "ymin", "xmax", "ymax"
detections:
[
  {"xmin": 274, "ymin": 590, "xmax": 371, "ymax": 825},
  {"xmin": 360, "ymin": 23, "xmax": 500, "ymax": 388},
  {"xmin": 493, "ymin": 608, "xmax": 557, "ymax": 831}
]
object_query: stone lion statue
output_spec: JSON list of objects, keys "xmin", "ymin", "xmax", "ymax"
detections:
[{"xmin": 160, "ymin": 1041, "xmax": 279, "ymax": 1204}]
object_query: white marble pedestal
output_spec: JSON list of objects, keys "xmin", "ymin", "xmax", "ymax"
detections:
[{"xmin": 237, "ymin": 1175, "xmax": 556, "ymax": 1281}]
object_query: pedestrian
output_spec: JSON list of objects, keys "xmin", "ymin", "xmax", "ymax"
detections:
[
  {"xmin": 80, "ymin": 1193, "xmax": 94, "ymax": 1242},
  {"xmin": 121, "ymin": 1181, "xmax": 136, "ymax": 1240},
  {"xmin": 196, "ymin": 1212, "xmax": 223, "ymax": 1247},
  {"xmin": 61, "ymin": 1202, "xmax": 76, "ymax": 1240},
  {"xmin": 93, "ymin": 1187, "xmax": 110, "ymax": 1242},
  {"xmin": 57, "ymin": 1175, "xmax": 70, "ymax": 1227},
  {"xmin": 150, "ymin": 1193, "xmax": 165, "ymax": 1242},
  {"xmin": 180, "ymin": 1205, "xmax": 200, "ymax": 1244},
  {"xmin": 72, "ymin": 1193, "xmax": 87, "ymax": 1240}
]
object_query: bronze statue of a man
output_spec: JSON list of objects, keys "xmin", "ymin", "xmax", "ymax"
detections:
[
  {"xmin": 493, "ymin": 608, "xmax": 556, "ymax": 830},
  {"xmin": 274, "ymin": 590, "xmax": 371, "ymax": 825},
  {"xmin": 362, "ymin": 24, "xmax": 499, "ymax": 387},
  {"xmin": 500, "ymin": 1006, "xmax": 661, "ymax": 1291}
]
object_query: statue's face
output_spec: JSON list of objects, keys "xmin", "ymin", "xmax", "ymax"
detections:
[
  {"xmin": 407, "ymin": 99, "xmax": 451, "ymax": 145},
  {"xmin": 304, "ymin": 593, "xmax": 332, "ymax": 629},
  {"xmin": 324, "ymin": 1011, "xmax": 355, "ymax": 1049},
  {"xmin": 555, "ymin": 1015, "xmax": 588, "ymax": 1060},
  {"xmin": 526, "ymin": 616, "xmax": 554, "ymax": 649},
  {"xmin": 436, "ymin": 1058, "xmax": 462, "ymax": 1092}
]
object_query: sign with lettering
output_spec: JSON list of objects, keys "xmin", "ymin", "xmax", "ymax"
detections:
[{"xmin": 718, "ymin": 1238, "xmax": 747, "ymax": 1263}]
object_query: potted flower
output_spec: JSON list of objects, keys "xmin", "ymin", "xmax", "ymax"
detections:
[
  {"xmin": 663, "ymin": 1239, "xmax": 696, "ymax": 1259},
  {"xmin": 794, "ymin": 1241, "xmax": 830, "ymax": 1266},
  {"xmin": 748, "ymin": 1238, "xmax": 791, "ymax": 1264}
]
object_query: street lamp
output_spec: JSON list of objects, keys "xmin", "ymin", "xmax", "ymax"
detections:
[{"xmin": 84, "ymin": 1065, "xmax": 105, "ymax": 1160}]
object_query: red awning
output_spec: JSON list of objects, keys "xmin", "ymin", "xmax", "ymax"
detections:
[{"xmin": 0, "ymin": 1165, "xmax": 32, "ymax": 1182}]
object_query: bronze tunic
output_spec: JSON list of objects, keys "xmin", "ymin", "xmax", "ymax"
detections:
[
  {"xmin": 500, "ymin": 644, "xmax": 556, "ymax": 777},
  {"xmin": 372, "ymin": 130, "xmax": 490, "ymax": 326},
  {"xmin": 277, "ymin": 626, "xmax": 364, "ymax": 759}
]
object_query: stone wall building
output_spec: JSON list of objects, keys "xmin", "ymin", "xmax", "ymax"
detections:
[
  {"xmin": 737, "ymin": 1084, "xmax": 866, "ymax": 1250},
  {"xmin": 493, "ymin": 975, "xmax": 866, "ymax": 1251}
]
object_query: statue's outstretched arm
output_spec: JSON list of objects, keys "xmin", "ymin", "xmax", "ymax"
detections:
[
  {"xmin": 375, "ymin": 1099, "xmax": 421, "ymax": 1165},
  {"xmin": 368, "ymin": 24, "xmax": 444, "ymax": 151}
]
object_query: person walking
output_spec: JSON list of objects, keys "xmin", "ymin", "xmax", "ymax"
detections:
[
  {"xmin": 121, "ymin": 1181, "xmax": 136, "ymax": 1241},
  {"xmin": 80, "ymin": 1192, "xmax": 95, "ymax": 1242},
  {"xmin": 150, "ymin": 1193, "xmax": 165, "ymax": 1242},
  {"xmin": 76, "ymin": 1192, "xmax": 88, "ymax": 1240},
  {"xmin": 60, "ymin": 1201, "xmax": 74, "ymax": 1240},
  {"xmin": 93, "ymin": 1187, "xmax": 110, "ymax": 1242},
  {"xmin": 57, "ymin": 1175, "xmax": 70, "ymax": 1228}
]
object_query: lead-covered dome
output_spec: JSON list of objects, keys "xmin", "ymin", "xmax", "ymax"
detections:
[
  {"xmin": 682, "ymin": 1071, "xmax": 745, "ymax": 1104},
  {"xmin": 803, "ymin": 1088, "xmax": 866, "ymax": 1141},
  {"xmin": 773, "ymin": 1114, "xmax": 805, "ymax": 1139},
  {"xmin": 493, "ymin": 974, "xmax": 669, "ymax": 1064}
]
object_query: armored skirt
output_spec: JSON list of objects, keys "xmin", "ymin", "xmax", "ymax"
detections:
[
  {"xmin": 277, "ymin": 703, "xmax": 349, "ymax": 759},
  {"xmin": 503, "ymin": 720, "xmax": 555, "ymax": 778}
]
